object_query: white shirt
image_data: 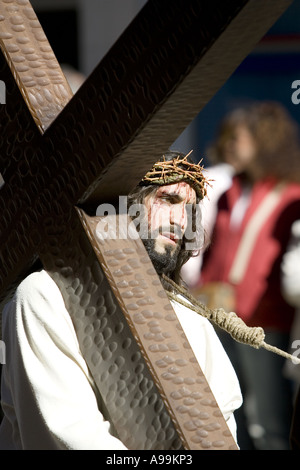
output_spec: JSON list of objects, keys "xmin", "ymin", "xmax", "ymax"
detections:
[{"xmin": 0, "ymin": 270, "xmax": 242, "ymax": 450}]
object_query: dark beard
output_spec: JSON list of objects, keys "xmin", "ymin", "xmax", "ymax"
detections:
[{"xmin": 142, "ymin": 237, "xmax": 181, "ymax": 277}]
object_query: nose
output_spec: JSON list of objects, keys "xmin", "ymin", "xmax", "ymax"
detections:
[{"xmin": 170, "ymin": 203, "xmax": 187, "ymax": 231}]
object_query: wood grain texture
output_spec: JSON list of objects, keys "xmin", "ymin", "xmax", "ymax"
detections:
[
  {"xmin": 0, "ymin": 0, "xmax": 292, "ymax": 449},
  {"xmin": 0, "ymin": 0, "xmax": 72, "ymax": 132}
]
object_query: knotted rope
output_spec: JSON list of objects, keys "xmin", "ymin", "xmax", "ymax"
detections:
[{"xmin": 162, "ymin": 274, "xmax": 300, "ymax": 365}]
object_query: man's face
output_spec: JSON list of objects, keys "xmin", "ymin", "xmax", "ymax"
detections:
[{"xmin": 141, "ymin": 182, "xmax": 196, "ymax": 275}]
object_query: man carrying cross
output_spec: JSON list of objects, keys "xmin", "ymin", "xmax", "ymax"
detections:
[{"xmin": 0, "ymin": 150, "xmax": 242, "ymax": 450}]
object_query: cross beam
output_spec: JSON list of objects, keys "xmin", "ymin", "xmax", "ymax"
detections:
[{"xmin": 0, "ymin": 0, "xmax": 292, "ymax": 450}]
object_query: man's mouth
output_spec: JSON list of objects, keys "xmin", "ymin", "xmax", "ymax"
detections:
[
  {"xmin": 160, "ymin": 231, "xmax": 180, "ymax": 245},
  {"xmin": 161, "ymin": 233, "xmax": 176, "ymax": 245}
]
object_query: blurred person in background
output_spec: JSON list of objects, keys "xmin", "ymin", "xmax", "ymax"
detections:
[
  {"xmin": 194, "ymin": 101, "xmax": 300, "ymax": 449},
  {"xmin": 181, "ymin": 107, "xmax": 256, "ymax": 288}
]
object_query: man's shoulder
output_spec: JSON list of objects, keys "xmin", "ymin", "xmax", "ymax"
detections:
[
  {"xmin": 171, "ymin": 295, "xmax": 212, "ymax": 328},
  {"xmin": 4, "ymin": 270, "xmax": 68, "ymax": 330},
  {"xmin": 16, "ymin": 270, "xmax": 57, "ymax": 299},
  {"xmin": 2, "ymin": 271, "xmax": 60, "ymax": 329},
  {"xmin": 9, "ymin": 270, "xmax": 64, "ymax": 317}
]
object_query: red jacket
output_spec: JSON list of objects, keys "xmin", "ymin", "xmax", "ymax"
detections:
[{"xmin": 201, "ymin": 176, "xmax": 300, "ymax": 332}]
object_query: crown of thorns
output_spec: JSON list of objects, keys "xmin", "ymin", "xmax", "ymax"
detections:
[{"xmin": 141, "ymin": 151, "xmax": 209, "ymax": 199}]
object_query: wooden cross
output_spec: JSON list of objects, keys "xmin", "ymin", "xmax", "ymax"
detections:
[{"xmin": 0, "ymin": 0, "xmax": 292, "ymax": 450}]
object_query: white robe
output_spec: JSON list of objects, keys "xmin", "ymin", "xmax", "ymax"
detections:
[{"xmin": 0, "ymin": 270, "xmax": 242, "ymax": 450}]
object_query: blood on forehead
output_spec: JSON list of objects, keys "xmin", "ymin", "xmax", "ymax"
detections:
[{"xmin": 156, "ymin": 182, "xmax": 197, "ymax": 204}]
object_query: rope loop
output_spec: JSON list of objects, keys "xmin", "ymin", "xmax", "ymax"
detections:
[
  {"xmin": 162, "ymin": 274, "xmax": 300, "ymax": 365},
  {"xmin": 213, "ymin": 308, "xmax": 265, "ymax": 348}
]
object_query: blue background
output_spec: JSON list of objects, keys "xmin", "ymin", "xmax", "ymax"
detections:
[{"xmin": 172, "ymin": 0, "xmax": 300, "ymax": 166}]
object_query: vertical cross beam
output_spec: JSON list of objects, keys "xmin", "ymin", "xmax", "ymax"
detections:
[{"xmin": 0, "ymin": 0, "xmax": 292, "ymax": 450}]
